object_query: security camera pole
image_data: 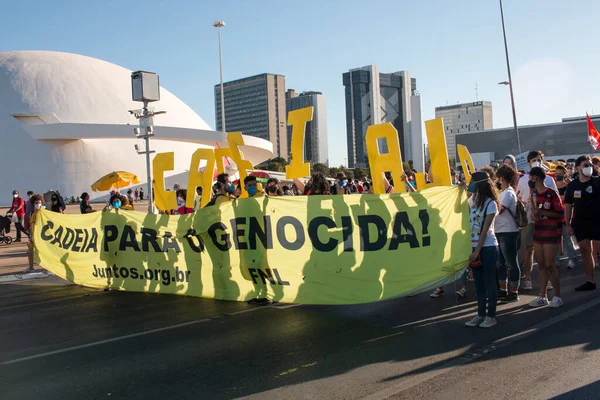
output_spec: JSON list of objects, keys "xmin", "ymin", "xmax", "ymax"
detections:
[{"xmin": 130, "ymin": 71, "xmax": 166, "ymax": 213}]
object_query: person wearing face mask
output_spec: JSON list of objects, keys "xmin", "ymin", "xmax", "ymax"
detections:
[
  {"xmin": 206, "ymin": 173, "xmax": 236, "ymax": 207},
  {"xmin": 265, "ymin": 178, "xmax": 282, "ymax": 197},
  {"xmin": 565, "ymin": 156, "xmax": 600, "ymax": 291},
  {"xmin": 244, "ymin": 176, "xmax": 264, "ymax": 198},
  {"xmin": 464, "ymin": 172, "xmax": 500, "ymax": 328},
  {"xmin": 516, "ymin": 151, "xmax": 558, "ymax": 290},
  {"xmin": 49, "ymin": 193, "xmax": 64, "ymax": 214},
  {"xmin": 528, "ymin": 167, "xmax": 564, "ymax": 308},
  {"xmin": 332, "ymin": 173, "xmax": 348, "ymax": 195},
  {"xmin": 25, "ymin": 194, "xmax": 49, "ymax": 274},
  {"xmin": 23, "ymin": 191, "xmax": 34, "ymax": 233},
  {"xmin": 9, "ymin": 190, "xmax": 29, "ymax": 242},
  {"xmin": 554, "ymin": 166, "xmax": 576, "ymax": 269},
  {"xmin": 494, "ymin": 166, "xmax": 521, "ymax": 302},
  {"xmin": 174, "ymin": 189, "xmax": 194, "ymax": 214}
]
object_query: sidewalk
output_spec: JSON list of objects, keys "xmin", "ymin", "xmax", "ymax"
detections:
[{"xmin": 0, "ymin": 200, "xmax": 149, "ymax": 283}]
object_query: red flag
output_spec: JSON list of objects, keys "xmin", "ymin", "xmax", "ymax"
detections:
[{"xmin": 587, "ymin": 113, "xmax": 600, "ymax": 150}]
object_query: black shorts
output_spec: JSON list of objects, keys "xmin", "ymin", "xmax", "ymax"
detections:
[{"xmin": 573, "ymin": 219, "xmax": 600, "ymax": 243}]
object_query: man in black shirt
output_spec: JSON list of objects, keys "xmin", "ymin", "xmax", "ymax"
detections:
[{"xmin": 565, "ymin": 155, "xmax": 600, "ymax": 291}]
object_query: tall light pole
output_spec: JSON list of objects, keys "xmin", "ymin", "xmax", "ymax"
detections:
[
  {"xmin": 499, "ymin": 0, "xmax": 521, "ymax": 154},
  {"xmin": 213, "ymin": 21, "xmax": 226, "ymax": 132},
  {"xmin": 131, "ymin": 71, "xmax": 165, "ymax": 214}
]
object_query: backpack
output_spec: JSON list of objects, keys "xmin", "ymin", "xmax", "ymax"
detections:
[{"xmin": 507, "ymin": 197, "xmax": 528, "ymax": 229}]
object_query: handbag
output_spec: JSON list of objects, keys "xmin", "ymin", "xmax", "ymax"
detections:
[{"xmin": 469, "ymin": 200, "xmax": 491, "ymax": 268}]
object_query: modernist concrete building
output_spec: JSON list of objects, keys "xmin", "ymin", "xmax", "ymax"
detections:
[
  {"xmin": 0, "ymin": 51, "xmax": 273, "ymax": 204},
  {"xmin": 286, "ymin": 90, "xmax": 329, "ymax": 165},
  {"xmin": 455, "ymin": 114, "xmax": 600, "ymax": 164},
  {"xmin": 215, "ymin": 73, "xmax": 287, "ymax": 158},
  {"xmin": 342, "ymin": 65, "xmax": 423, "ymax": 169},
  {"xmin": 435, "ymin": 101, "xmax": 493, "ymax": 161}
]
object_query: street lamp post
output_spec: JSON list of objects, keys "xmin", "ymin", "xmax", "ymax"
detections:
[
  {"xmin": 499, "ymin": 0, "xmax": 521, "ymax": 154},
  {"xmin": 213, "ymin": 21, "xmax": 226, "ymax": 132},
  {"xmin": 130, "ymin": 71, "xmax": 166, "ymax": 214}
]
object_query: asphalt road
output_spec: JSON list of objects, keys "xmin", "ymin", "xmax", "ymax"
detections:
[{"xmin": 2, "ymin": 265, "xmax": 600, "ymax": 400}]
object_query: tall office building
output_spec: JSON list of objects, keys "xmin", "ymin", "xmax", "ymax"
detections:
[
  {"xmin": 435, "ymin": 101, "xmax": 493, "ymax": 161},
  {"xmin": 286, "ymin": 90, "xmax": 329, "ymax": 165},
  {"xmin": 343, "ymin": 65, "xmax": 419, "ymax": 168},
  {"xmin": 215, "ymin": 73, "xmax": 287, "ymax": 158}
]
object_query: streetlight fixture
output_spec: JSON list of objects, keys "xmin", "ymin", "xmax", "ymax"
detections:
[
  {"xmin": 499, "ymin": 0, "xmax": 521, "ymax": 154},
  {"xmin": 130, "ymin": 70, "xmax": 166, "ymax": 214},
  {"xmin": 213, "ymin": 21, "xmax": 226, "ymax": 132}
]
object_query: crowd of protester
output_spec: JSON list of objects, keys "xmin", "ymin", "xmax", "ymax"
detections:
[{"xmin": 8, "ymin": 151, "xmax": 600, "ymax": 320}]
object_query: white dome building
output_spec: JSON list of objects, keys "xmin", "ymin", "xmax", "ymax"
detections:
[{"xmin": 0, "ymin": 50, "xmax": 273, "ymax": 204}]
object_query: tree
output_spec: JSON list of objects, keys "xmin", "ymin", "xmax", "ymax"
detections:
[
  {"xmin": 311, "ymin": 163, "xmax": 329, "ymax": 176},
  {"xmin": 328, "ymin": 166, "xmax": 341, "ymax": 178},
  {"xmin": 267, "ymin": 157, "xmax": 289, "ymax": 172},
  {"xmin": 354, "ymin": 168, "xmax": 368, "ymax": 181}
]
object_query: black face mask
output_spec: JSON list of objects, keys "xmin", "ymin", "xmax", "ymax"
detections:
[
  {"xmin": 496, "ymin": 181, "xmax": 502, "ymax": 190},
  {"xmin": 528, "ymin": 180, "xmax": 536, "ymax": 190}
]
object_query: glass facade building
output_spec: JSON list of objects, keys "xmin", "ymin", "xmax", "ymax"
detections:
[
  {"xmin": 286, "ymin": 91, "xmax": 329, "ymax": 165},
  {"xmin": 215, "ymin": 73, "xmax": 287, "ymax": 157},
  {"xmin": 343, "ymin": 66, "xmax": 417, "ymax": 168}
]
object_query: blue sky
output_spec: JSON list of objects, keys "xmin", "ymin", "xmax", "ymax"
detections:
[{"xmin": 3, "ymin": 0, "xmax": 599, "ymax": 167}]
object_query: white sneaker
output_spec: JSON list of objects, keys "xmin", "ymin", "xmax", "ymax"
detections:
[
  {"xmin": 549, "ymin": 297, "xmax": 564, "ymax": 308},
  {"xmin": 529, "ymin": 296, "xmax": 549, "ymax": 308},
  {"xmin": 547, "ymin": 281, "xmax": 553, "ymax": 291},
  {"xmin": 479, "ymin": 317, "xmax": 497, "ymax": 328},
  {"xmin": 465, "ymin": 315, "xmax": 485, "ymax": 327},
  {"xmin": 430, "ymin": 288, "xmax": 444, "ymax": 298},
  {"xmin": 522, "ymin": 279, "xmax": 533, "ymax": 290},
  {"xmin": 567, "ymin": 260, "xmax": 576, "ymax": 269}
]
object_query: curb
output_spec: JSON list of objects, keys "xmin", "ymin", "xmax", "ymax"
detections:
[{"xmin": 0, "ymin": 272, "xmax": 53, "ymax": 283}]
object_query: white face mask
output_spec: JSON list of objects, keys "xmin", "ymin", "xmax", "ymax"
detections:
[
  {"xmin": 13, "ymin": 194, "xmax": 18, "ymax": 198},
  {"xmin": 34, "ymin": 203, "xmax": 42, "ymax": 210},
  {"xmin": 530, "ymin": 161, "xmax": 542, "ymax": 168},
  {"xmin": 177, "ymin": 197, "xmax": 185, "ymax": 208},
  {"xmin": 582, "ymin": 166, "xmax": 594, "ymax": 177}
]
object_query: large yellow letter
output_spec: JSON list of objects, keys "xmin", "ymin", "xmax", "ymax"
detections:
[
  {"xmin": 457, "ymin": 145, "xmax": 476, "ymax": 184},
  {"xmin": 153, "ymin": 152, "xmax": 177, "ymax": 211},
  {"xmin": 285, "ymin": 106, "xmax": 314, "ymax": 179},
  {"xmin": 186, "ymin": 148, "xmax": 216, "ymax": 209},
  {"xmin": 215, "ymin": 147, "xmax": 232, "ymax": 174},
  {"xmin": 227, "ymin": 132, "xmax": 253, "ymax": 198},
  {"xmin": 415, "ymin": 118, "xmax": 452, "ymax": 189},
  {"xmin": 365, "ymin": 122, "xmax": 404, "ymax": 194}
]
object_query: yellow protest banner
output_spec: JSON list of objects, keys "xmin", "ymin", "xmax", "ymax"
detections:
[
  {"xmin": 227, "ymin": 132, "xmax": 253, "ymax": 198},
  {"xmin": 33, "ymin": 186, "xmax": 470, "ymax": 305},
  {"xmin": 153, "ymin": 152, "xmax": 177, "ymax": 211},
  {"xmin": 457, "ymin": 144, "xmax": 476, "ymax": 184},
  {"xmin": 186, "ymin": 149, "xmax": 216, "ymax": 209},
  {"xmin": 366, "ymin": 123, "xmax": 404, "ymax": 194},
  {"xmin": 285, "ymin": 106, "xmax": 313, "ymax": 179}
]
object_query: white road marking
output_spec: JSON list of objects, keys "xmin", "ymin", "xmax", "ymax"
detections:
[{"xmin": 1, "ymin": 302, "xmax": 295, "ymax": 365}]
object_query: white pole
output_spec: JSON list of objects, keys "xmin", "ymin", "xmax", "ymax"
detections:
[{"xmin": 215, "ymin": 22, "xmax": 226, "ymax": 132}]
